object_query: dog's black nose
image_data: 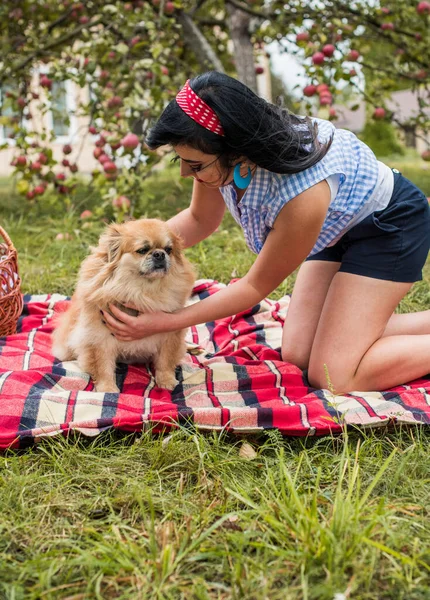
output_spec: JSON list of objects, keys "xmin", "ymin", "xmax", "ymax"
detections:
[{"xmin": 152, "ymin": 250, "xmax": 165, "ymax": 263}]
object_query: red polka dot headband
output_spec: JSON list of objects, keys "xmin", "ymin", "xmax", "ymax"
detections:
[{"xmin": 176, "ymin": 79, "xmax": 225, "ymax": 137}]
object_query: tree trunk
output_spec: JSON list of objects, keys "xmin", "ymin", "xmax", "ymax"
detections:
[
  {"xmin": 176, "ymin": 11, "xmax": 225, "ymax": 73},
  {"xmin": 226, "ymin": 3, "xmax": 257, "ymax": 92}
]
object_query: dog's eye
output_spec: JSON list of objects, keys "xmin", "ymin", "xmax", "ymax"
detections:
[
  {"xmin": 164, "ymin": 247, "xmax": 172, "ymax": 255},
  {"xmin": 136, "ymin": 246, "xmax": 150, "ymax": 255}
]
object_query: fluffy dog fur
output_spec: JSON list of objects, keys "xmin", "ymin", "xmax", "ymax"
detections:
[{"xmin": 52, "ymin": 218, "xmax": 195, "ymax": 393}]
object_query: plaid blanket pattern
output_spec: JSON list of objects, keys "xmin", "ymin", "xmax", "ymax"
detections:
[{"xmin": 0, "ymin": 279, "xmax": 429, "ymax": 449}]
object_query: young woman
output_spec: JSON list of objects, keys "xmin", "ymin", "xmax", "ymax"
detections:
[{"xmin": 102, "ymin": 71, "xmax": 430, "ymax": 394}]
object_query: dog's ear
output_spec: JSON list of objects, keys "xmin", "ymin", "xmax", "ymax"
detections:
[
  {"xmin": 169, "ymin": 229, "xmax": 185, "ymax": 263},
  {"xmin": 96, "ymin": 224, "xmax": 123, "ymax": 263}
]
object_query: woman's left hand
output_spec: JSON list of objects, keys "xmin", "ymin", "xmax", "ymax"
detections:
[{"xmin": 101, "ymin": 304, "xmax": 171, "ymax": 341}]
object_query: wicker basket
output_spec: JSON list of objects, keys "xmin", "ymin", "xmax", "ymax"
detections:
[{"xmin": 0, "ymin": 226, "xmax": 23, "ymax": 337}]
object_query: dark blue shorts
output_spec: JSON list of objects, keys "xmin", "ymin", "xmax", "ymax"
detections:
[{"xmin": 305, "ymin": 170, "xmax": 430, "ymax": 283}]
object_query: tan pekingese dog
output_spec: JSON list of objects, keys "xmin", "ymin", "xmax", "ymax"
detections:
[{"xmin": 52, "ymin": 218, "xmax": 195, "ymax": 393}]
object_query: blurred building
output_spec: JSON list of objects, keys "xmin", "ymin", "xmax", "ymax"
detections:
[{"xmin": 332, "ymin": 89, "xmax": 429, "ymax": 154}]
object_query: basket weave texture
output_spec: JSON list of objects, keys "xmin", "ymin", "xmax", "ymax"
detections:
[{"xmin": 0, "ymin": 226, "xmax": 23, "ymax": 337}]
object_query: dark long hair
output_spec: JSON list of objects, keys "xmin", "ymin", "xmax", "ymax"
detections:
[{"xmin": 145, "ymin": 71, "xmax": 332, "ymax": 175}]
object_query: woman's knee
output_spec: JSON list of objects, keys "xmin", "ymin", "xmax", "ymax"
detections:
[{"xmin": 281, "ymin": 345, "xmax": 310, "ymax": 371}]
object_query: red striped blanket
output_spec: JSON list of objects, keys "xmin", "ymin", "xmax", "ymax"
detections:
[{"xmin": 0, "ymin": 279, "xmax": 429, "ymax": 449}]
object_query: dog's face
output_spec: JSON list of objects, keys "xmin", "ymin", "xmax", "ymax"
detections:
[{"xmin": 97, "ymin": 219, "xmax": 183, "ymax": 281}]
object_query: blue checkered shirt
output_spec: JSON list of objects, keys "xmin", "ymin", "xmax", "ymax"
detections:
[{"xmin": 219, "ymin": 117, "xmax": 379, "ymax": 256}]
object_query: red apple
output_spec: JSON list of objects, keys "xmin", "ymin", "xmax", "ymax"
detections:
[
  {"xmin": 56, "ymin": 172, "xmax": 66, "ymax": 181},
  {"xmin": 63, "ymin": 144, "xmax": 72, "ymax": 154},
  {"xmin": 303, "ymin": 84, "xmax": 317, "ymax": 97},
  {"xmin": 62, "ymin": 159, "xmax": 70, "ymax": 167},
  {"xmin": 16, "ymin": 156, "xmax": 27, "ymax": 167},
  {"xmin": 103, "ymin": 161, "xmax": 117, "ymax": 174},
  {"xmin": 164, "ymin": 1, "xmax": 174, "ymax": 14},
  {"xmin": 70, "ymin": 163, "xmax": 78, "ymax": 173},
  {"xmin": 129, "ymin": 36, "xmax": 141, "ymax": 48},
  {"xmin": 40, "ymin": 75, "xmax": 53, "ymax": 90},
  {"xmin": 381, "ymin": 6, "xmax": 391, "ymax": 14},
  {"xmin": 30, "ymin": 161, "xmax": 42, "ymax": 171},
  {"xmin": 112, "ymin": 195, "xmax": 131, "ymax": 210},
  {"xmin": 95, "ymin": 136, "xmax": 106, "ymax": 148},
  {"xmin": 89, "ymin": 125, "xmax": 97, "ymax": 134},
  {"xmin": 373, "ymin": 107, "xmax": 386, "ymax": 119},
  {"xmin": 316, "ymin": 83, "xmax": 329, "ymax": 93},
  {"xmin": 120, "ymin": 133, "xmax": 140, "ymax": 150},
  {"xmin": 329, "ymin": 108, "xmax": 337, "ymax": 118},
  {"xmin": 34, "ymin": 185, "xmax": 45, "ymax": 196},
  {"xmin": 26, "ymin": 190, "xmax": 36, "ymax": 200},
  {"xmin": 80, "ymin": 210, "xmax": 93, "ymax": 219},
  {"xmin": 93, "ymin": 147, "xmax": 103, "ymax": 159},
  {"xmin": 381, "ymin": 22, "xmax": 394, "ymax": 30},
  {"xmin": 417, "ymin": 1, "xmax": 430, "ymax": 14},
  {"xmin": 107, "ymin": 96, "xmax": 123, "ymax": 109},
  {"xmin": 98, "ymin": 154, "xmax": 110, "ymax": 164},
  {"xmin": 347, "ymin": 50, "xmax": 360, "ymax": 61},
  {"xmin": 312, "ymin": 52, "xmax": 325, "ymax": 65},
  {"xmin": 79, "ymin": 15, "xmax": 89, "ymax": 24},
  {"xmin": 349, "ymin": 69, "xmax": 357, "ymax": 76},
  {"xmin": 17, "ymin": 97, "xmax": 26, "ymax": 109},
  {"xmin": 296, "ymin": 32, "xmax": 310, "ymax": 42},
  {"xmin": 322, "ymin": 44, "xmax": 335, "ymax": 57},
  {"xmin": 319, "ymin": 94, "xmax": 332, "ymax": 106},
  {"xmin": 161, "ymin": 66, "xmax": 169, "ymax": 76},
  {"xmin": 421, "ymin": 150, "xmax": 430, "ymax": 161}
]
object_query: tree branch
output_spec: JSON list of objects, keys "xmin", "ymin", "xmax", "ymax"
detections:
[
  {"xmin": 1, "ymin": 17, "xmax": 104, "ymax": 85},
  {"xmin": 195, "ymin": 17, "xmax": 226, "ymax": 27},
  {"xmin": 175, "ymin": 10, "xmax": 225, "ymax": 73},
  {"xmin": 225, "ymin": 0, "xmax": 267, "ymax": 19},
  {"xmin": 360, "ymin": 61, "xmax": 426, "ymax": 83},
  {"xmin": 189, "ymin": 0, "xmax": 211, "ymax": 17},
  {"xmin": 47, "ymin": 8, "xmax": 75, "ymax": 34}
]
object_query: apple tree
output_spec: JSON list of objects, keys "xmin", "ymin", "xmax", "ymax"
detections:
[{"xmin": 1, "ymin": 0, "xmax": 429, "ymax": 216}]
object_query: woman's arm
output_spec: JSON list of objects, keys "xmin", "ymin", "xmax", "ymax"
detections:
[
  {"xmin": 167, "ymin": 179, "xmax": 226, "ymax": 248},
  {"xmin": 104, "ymin": 181, "xmax": 331, "ymax": 339}
]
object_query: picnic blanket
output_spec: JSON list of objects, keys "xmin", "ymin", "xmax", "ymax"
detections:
[{"xmin": 0, "ymin": 279, "xmax": 429, "ymax": 449}]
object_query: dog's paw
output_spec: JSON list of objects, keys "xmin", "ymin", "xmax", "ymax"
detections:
[
  {"xmin": 52, "ymin": 343, "xmax": 74, "ymax": 362},
  {"xmin": 155, "ymin": 372, "xmax": 178, "ymax": 391},
  {"xmin": 95, "ymin": 381, "xmax": 120, "ymax": 393}
]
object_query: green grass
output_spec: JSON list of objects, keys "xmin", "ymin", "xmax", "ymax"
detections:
[{"xmin": 1, "ymin": 163, "xmax": 430, "ymax": 599}]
